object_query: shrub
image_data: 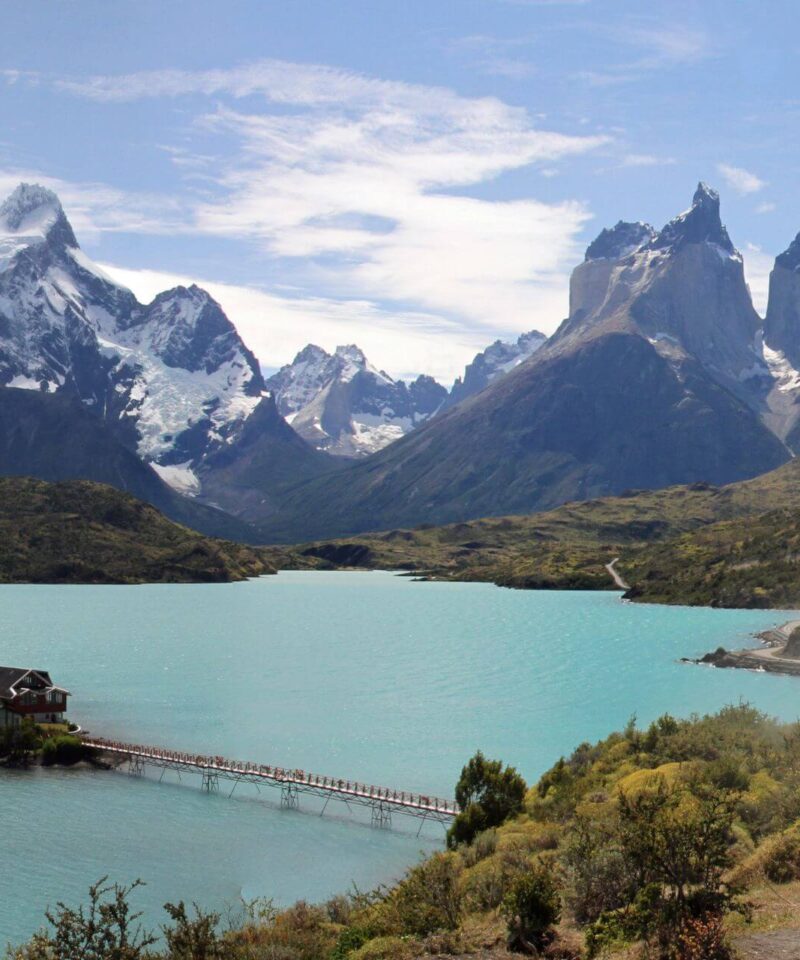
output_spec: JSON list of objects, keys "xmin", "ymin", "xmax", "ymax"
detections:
[
  {"xmin": 502, "ymin": 865, "xmax": 561, "ymax": 953},
  {"xmin": 675, "ymin": 913, "xmax": 733, "ymax": 960},
  {"xmin": 7, "ymin": 877, "xmax": 157, "ymax": 960},
  {"xmin": 0, "ymin": 717, "xmax": 41, "ymax": 764},
  {"xmin": 350, "ymin": 935, "xmax": 414, "ymax": 960},
  {"xmin": 330, "ymin": 926, "xmax": 371, "ymax": 959},
  {"xmin": 388, "ymin": 852, "xmax": 463, "ymax": 937},
  {"xmin": 729, "ymin": 825, "xmax": 800, "ymax": 887},
  {"xmin": 40, "ymin": 735, "xmax": 90, "ymax": 766},
  {"xmin": 162, "ymin": 901, "xmax": 224, "ymax": 959}
]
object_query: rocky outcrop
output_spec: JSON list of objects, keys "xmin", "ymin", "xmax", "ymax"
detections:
[
  {"xmin": 446, "ymin": 330, "xmax": 547, "ymax": 408},
  {"xmin": 557, "ymin": 184, "xmax": 768, "ymax": 396}
]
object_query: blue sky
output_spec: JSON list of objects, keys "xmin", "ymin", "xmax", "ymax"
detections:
[{"xmin": 1, "ymin": 0, "xmax": 797, "ymax": 381}]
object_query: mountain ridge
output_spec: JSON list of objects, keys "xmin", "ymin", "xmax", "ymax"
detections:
[{"xmin": 253, "ymin": 183, "xmax": 790, "ymax": 542}]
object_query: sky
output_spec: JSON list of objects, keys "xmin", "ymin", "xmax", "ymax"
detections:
[{"xmin": 1, "ymin": 0, "xmax": 798, "ymax": 383}]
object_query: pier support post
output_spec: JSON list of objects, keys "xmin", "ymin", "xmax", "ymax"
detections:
[
  {"xmin": 281, "ymin": 782, "xmax": 300, "ymax": 810},
  {"xmin": 128, "ymin": 755, "xmax": 145, "ymax": 777},
  {"xmin": 371, "ymin": 800, "xmax": 392, "ymax": 829},
  {"xmin": 202, "ymin": 769, "xmax": 219, "ymax": 792}
]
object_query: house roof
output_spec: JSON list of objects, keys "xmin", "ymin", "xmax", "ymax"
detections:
[{"xmin": 0, "ymin": 667, "xmax": 67, "ymax": 701}]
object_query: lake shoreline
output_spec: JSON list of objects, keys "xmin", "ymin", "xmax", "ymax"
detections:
[{"xmin": 686, "ymin": 618, "xmax": 800, "ymax": 677}]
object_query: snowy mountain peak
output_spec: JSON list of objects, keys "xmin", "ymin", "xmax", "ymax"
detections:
[
  {"xmin": 693, "ymin": 181, "xmax": 719, "ymax": 205},
  {"xmin": 334, "ymin": 344, "xmax": 366, "ymax": 363},
  {"xmin": 0, "ymin": 183, "xmax": 77, "ymax": 248},
  {"xmin": 265, "ymin": 343, "xmax": 446, "ymax": 457},
  {"xmin": 0, "ymin": 188, "xmax": 266, "ymax": 476},
  {"xmin": 653, "ymin": 182, "xmax": 734, "ymax": 254},
  {"xmin": 585, "ymin": 221, "xmax": 656, "ymax": 262},
  {"xmin": 293, "ymin": 343, "xmax": 329, "ymax": 365}
]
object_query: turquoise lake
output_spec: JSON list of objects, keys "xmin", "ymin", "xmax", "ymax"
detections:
[{"xmin": 2, "ymin": 571, "xmax": 800, "ymax": 945}]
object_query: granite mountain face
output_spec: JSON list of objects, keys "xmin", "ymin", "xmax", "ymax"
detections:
[
  {"xmin": 762, "ymin": 232, "xmax": 800, "ymax": 451},
  {"xmin": 254, "ymin": 184, "xmax": 791, "ymax": 542}
]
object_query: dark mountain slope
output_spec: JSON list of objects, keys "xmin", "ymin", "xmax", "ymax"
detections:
[
  {"xmin": 258, "ymin": 331, "xmax": 787, "ymax": 542},
  {"xmin": 0, "ymin": 476, "xmax": 273, "ymax": 584},
  {"xmin": 0, "ymin": 387, "xmax": 258, "ymax": 541},
  {"xmin": 198, "ymin": 395, "xmax": 343, "ymax": 526}
]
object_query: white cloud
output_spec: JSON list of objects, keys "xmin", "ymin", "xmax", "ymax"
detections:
[
  {"xmin": 756, "ymin": 201, "xmax": 776, "ymax": 214},
  {"xmin": 620, "ymin": 25, "xmax": 710, "ymax": 66},
  {"xmin": 717, "ymin": 163, "xmax": 766, "ymax": 195},
  {"xmin": 1, "ymin": 60, "xmax": 612, "ymax": 375},
  {"xmin": 621, "ymin": 153, "xmax": 675, "ymax": 167},
  {"xmin": 100, "ymin": 262, "xmax": 504, "ymax": 384},
  {"xmin": 0, "ymin": 169, "xmax": 184, "ymax": 237},
  {"xmin": 743, "ymin": 243, "xmax": 773, "ymax": 316},
  {"xmin": 578, "ymin": 23, "xmax": 712, "ymax": 86},
  {"xmin": 48, "ymin": 59, "xmax": 605, "ymax": 349}
]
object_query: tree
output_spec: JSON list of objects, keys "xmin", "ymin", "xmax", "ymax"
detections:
[
  {"xmin": 587, "ymin": 778, "xmax": 738, "ymax": 958},
  {"xmin": 447, "ymin": 751, "xmax": 527, "ymax": 848}
]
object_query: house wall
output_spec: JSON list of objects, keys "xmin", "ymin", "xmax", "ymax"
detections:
[
  {"xmin": 0, "ymin": 704, "xmax": 20, "ymax": 729},
  {"xmin": 10, "ymin": 691, "xmax": 67, "ymax": 716}
]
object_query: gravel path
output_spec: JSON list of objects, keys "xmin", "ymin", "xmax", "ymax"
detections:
[{"xmin": 735, "ymin": 929, "xmax": 800, "ymax": 959}]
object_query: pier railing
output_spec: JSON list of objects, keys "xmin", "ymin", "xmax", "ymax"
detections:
[{"xmin": 83, "ymin": 737, "xmax": 458, "ymax": 829}]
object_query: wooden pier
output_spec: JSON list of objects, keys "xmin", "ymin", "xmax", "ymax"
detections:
[{"xmin": 83, "ymin": 737, "xmax": 458, "ymax": 830}]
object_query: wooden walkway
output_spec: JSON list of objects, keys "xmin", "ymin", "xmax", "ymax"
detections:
[{"xmin": 83, "ymin": 737, "xmax": 458, "ymax": 829}]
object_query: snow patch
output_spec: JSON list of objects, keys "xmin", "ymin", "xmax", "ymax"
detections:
[
  {"xmin": 7, "ymin": 374, "xmax": 42, "ymax": 389},
  {"xmin": 151, "ymin": 461, "xmax": 201, "ymax": 497},
  {"xmin": 763, "ymin": 344, "xmax": 800, "ymax": 393}
]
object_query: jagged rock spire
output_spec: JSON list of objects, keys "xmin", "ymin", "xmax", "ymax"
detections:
[{"xmin": 652, "ymin": 182, "xmax": 734, "ymax": 253}]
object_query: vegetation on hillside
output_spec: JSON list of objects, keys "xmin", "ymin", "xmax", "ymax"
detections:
[
  {"xmin": 10, "ymin": 706, "xmax": 800, "ymax": 959},
  {"xmin": 268, "ymin": 459, "xmax": 800, "ymax": 604},
  {"xmin": 0, "ymin": 477, "xmax": 275, "ymax": 584},
  {"xmin": 620, "ymin": 508, "xmax": 800, "ymax": 607}
]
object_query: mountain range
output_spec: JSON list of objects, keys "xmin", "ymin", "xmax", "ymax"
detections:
[
  {"xmin": 253, "ymin": 183, "xmax": 796, "ymax": 541},
  {"xmin": 4, "ymin": 180, "xmax": 800, "ymax": 545}
]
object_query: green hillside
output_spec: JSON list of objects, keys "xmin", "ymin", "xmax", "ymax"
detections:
[
  {"xmin": 620, "ymin": 507, "xmax": 800, "ymax": 608},
  {"xmin": 273, "ymin": 459, "xmax": 800, "ymax": 596},
  {"xmin": 0, "ymin": 477, "xmax": 275, "ymax": 584}
]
